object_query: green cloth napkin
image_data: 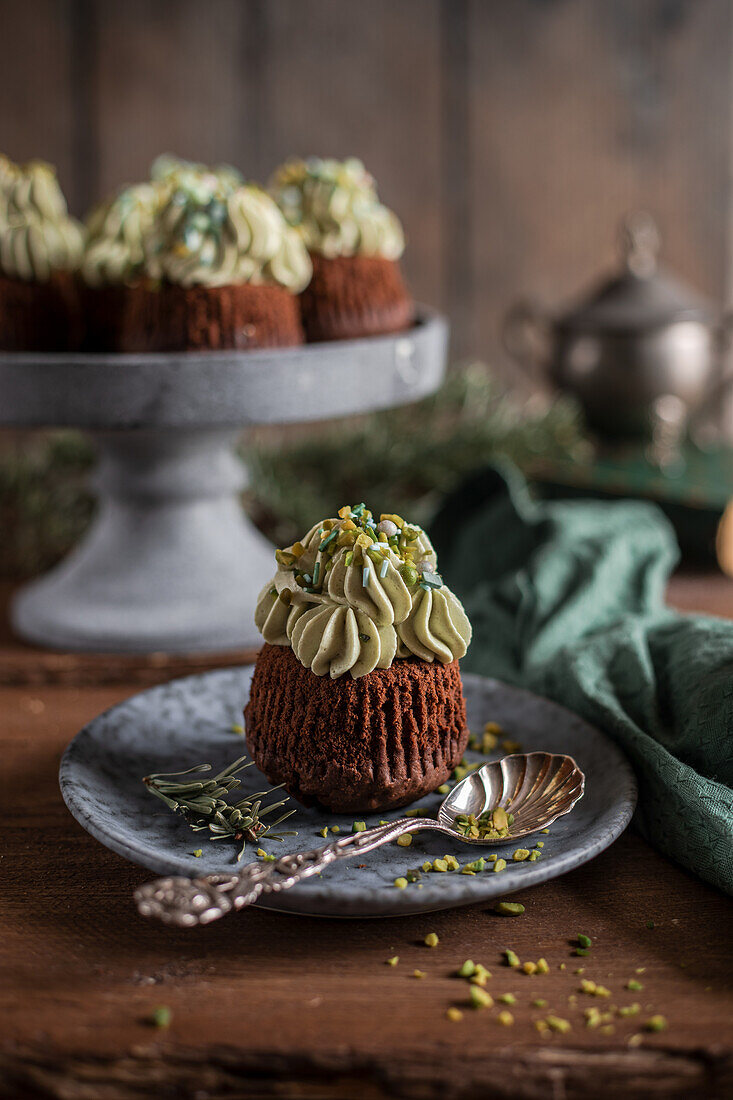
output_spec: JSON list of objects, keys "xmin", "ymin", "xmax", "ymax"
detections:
[{"xmin": 432, "ymin": 464, "xmax": 733, "ymax": 895}]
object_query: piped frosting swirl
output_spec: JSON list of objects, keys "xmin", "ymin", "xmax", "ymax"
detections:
[
  {"xmin": 80, "ymin": 154, "xmax": 312, "ymax": 292},
  {"xmin": 254, "ymin": 503, "xmax": 471, "ymax": 679},
  {"xmin": 0, "ymin": 158, "xmax": 83, "ymax": 281},
  {"xmin": 270, "ymin": 157, "xmax": 405, "ymax": 260},
  {"xmin": 144, "ymin": 171, "xmax": 312, "ymax": 291}
]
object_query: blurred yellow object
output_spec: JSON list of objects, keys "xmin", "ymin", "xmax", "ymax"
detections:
[{"xmin": 716, "ymin": 501, "xmax": 733, "ymax": 577}]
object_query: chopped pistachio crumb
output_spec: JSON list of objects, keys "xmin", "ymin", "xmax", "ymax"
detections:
[
  {"xmin": 536, "ymin": 958, "xmax": 549, "ymax": 975},
  {"xmin": 446, "ymin": 1007, "xmax": 463, "ymax": 1022},
  {"xmin": 331, "ymin": 825, "xmax": 340, "ymax": 834},
  {"xmin": 559, "ymin": 963, "xmax": 566, "ymax": 971},
  {"xmin": 493, "ymin": 858, "xmax": 507, "ymax": 873},
  {"xmin": 600, "ymin": 1024, "xmax": 615, "ymax": 1036},
  {"xmin": 150, "ymin": 1006, "xmax": 171, "ymax": 1029},
  {"xmin": 404, "ymin": 808, "xmax": 425, "ymax": 818},
  {"xmin": 230, "ymin": 724, "xmax": 244, "ymax": 735},
  {"xmin": 422, "ymin": 861, "xmax": 433, "ymax": 873},
  {"xmin": 437, "ymin": 784, "xmax": 451, "ymax": 795},
  {"xmin": 498, "ymin": 993, "xmax": 516, "ymax": 1005},
  {"xmin": 496, "ymin": 901, "xmax": 525, "ymax": 916},
  {"xmin": 470, "ymin": 964, "xmax": 491, "ymax": 987},
  {"xmin": 501, "ymin": 739, "xmax": 522, "ymax": 753},
  {"xmin": 635, "ymin": 967, "xmax": 646, "ymax": 974},
  {"xmin": 424, "ymin": 933, "xmax": 439, "ymax": 948},
  {"xmin": 618, "ymin": 1004, "xmax": 641, "ymax": 1017},
  {"xmin": 546, "ymin": 1015, "xmax": 572, "ymax": 1033},
  {"xmin": 575, "ymin": 947, "xmax": 589, "ymax": 956},
  {"xmin": 394, "ymin": 877, "xmax": 408, "ymax": 889},
  {"xmin": 318, "ymin": 827, "xmax": 328, "ymax": 838},
  {"xmin": 412, "ymin": 969, "xmax": 427, "ymax": 979},
  {"xmin": 541, "ymin": 828, "xmax": 549, "ymax": 834},
  {"xmin": 577, "ymin": 933, "xmax": 592, "ymax": 948},
  {"xmin": 457, "ymin": 960, "xmax": 476, "ymax": 978},
  {"xmin": 645, "ymin": 1015, "xmax": 667, "ymax": 1032},
  {"xmin": 522, "ymin": 961, "xmax": 537, "ymax": 975},
  {"xmin": 396, "ymin": 834, "xmax": 412, "ymax": 848},
  {"xmin": 352, "ymin": 821, "xmax": 366, "ymax": 833},
  {"xmin": 386, "ymin": 956, "xmax": 399, "ymax": 967},
  {"xmin": 192, "ymin": 849, "xmax": 202, "ymax": 858},
  {"xmin": 535, "ymin": 841, "xmax": 545, "ymax": 848},
  {"xmin": 529, "ymin": 851, "xmax": 542, "ymax": 862},
  {"xmin": 484, "ymin": 721, "xmax": 503, "ymax": 735},
  {"xmin": 443, "ymin": 854, "xmax": 460, "ymax": 871},
  {"xmin": 505, "ymin": 949, "xmax": 520, "ymax": 969},
  {"xmin": 470, "ymin": 986, "xmax": 494, "ymax": 1009},
  {"xmin": 627, "ymin": 979, "xmax": 643, "ymax": 991},
  {"xmin": 646, "ymin": 920, "xmax": 655, "ymax": 929},
  {"xmin": 532, "ymin": 998, "xmax": 547, "ymax": 1009},
  {"xmin": 497, "ymin": 1010, "xmax": 514, "ymax": 1026},
  {"xmin": 535, "ymin": 1019, "xmax": 549, "ymax": 1033},
  {"xmin": 256, "ymin": 848, "xmax": 267, "ymax": 857},
  {"xmin": 628, "ymin": 1033, "xmax": 644, "ymax": 1047},
  {"xmin": 432, "ymin": 858, "xmax": 448, "ymax": 872}
]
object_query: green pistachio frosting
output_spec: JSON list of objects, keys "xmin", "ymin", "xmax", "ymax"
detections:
[
  {"xmin": 145, "ymin": 170, "xmax": 312, "ymax": 291},
  {"xmin": 82, "ymin": 181, "xmax": 166, "ymax": 287},
  {"xmin": 270, "ymin": 156, "xmax": 405, "ymax": 261},
  {"xmin": 0, "ymin": 158, "xmax": 83, "ymax": 282},
  {"xmin": 254, "ymin": 503, "xmax": 471, "ymax": 679}
]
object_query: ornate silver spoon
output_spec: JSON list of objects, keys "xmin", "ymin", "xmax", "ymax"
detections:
[{"xmin": 134, "ymin": 751, "xmax": 584, "ymax": 927}]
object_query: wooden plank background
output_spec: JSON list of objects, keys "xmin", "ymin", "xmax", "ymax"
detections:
[{"xmin": 0, "ymin": 0, "xmax": 732, "ymax": 367}]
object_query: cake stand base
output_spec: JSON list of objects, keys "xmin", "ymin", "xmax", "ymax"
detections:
[
  {"xmin": 11, "ymin": 428, "xmax": 274, "ymax": 653},
  {"xmin": 2, "ymin": 309, "xmax": 448, "ymax": 653}
]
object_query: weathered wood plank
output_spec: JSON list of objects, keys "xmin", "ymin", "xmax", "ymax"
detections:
[
  {"xmin": 91, "ymin": 0, "xmax": 246, "ymax": 203},
  {"xmin": 0, "ymin": 0, "xmax": 78, "ymax": 209},
  {"xmin": 259, "ymin": 0, "xmax": 445, "ymax": 314},
  {"xmin": 468, "ymin": 0, "xmax": 733, "ymax": 376}
]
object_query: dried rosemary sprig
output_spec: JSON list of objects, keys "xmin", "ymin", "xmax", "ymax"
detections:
[{"xmin": 143, "ymin": 754, "xmax": 297, "ymax": 860}]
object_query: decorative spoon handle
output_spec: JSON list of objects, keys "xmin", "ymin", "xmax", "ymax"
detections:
[{"xmin": 134, "ymin": 817, "xmax": 444, "ymax": 926}]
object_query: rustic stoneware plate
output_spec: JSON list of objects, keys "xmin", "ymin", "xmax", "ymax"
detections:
[{"xmin": 59, "ymin": 669, "xmax": 637, "ymax": 917}]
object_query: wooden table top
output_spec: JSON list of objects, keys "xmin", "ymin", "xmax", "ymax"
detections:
[{"xmin": 1, "ymin": 574, "xmax": 732, "ymax": 1100}]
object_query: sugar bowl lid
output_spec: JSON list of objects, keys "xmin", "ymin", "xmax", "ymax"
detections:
[{"xmin": 559, "ymin": 213, "xmax": 713, "ymax": 333}]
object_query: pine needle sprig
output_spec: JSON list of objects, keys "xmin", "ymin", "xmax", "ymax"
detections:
[{"xmin": 143, "ymin": 754, "xmax": 298, "ymax": 860}]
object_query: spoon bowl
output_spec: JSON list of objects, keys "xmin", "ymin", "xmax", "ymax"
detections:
[{"xmin": 438, "ymin": 752, "xmax": 585, "ymax": 844}]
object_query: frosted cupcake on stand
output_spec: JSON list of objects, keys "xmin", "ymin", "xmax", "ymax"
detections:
[
  {"xmin": 0, "ymin": 156, "xmax": 84, "ymax": 350},
  {"xmin": 270, "ymin": 156, "xmax": 414, "ymax": 341},
  {"xmin": 81, "ymin": 157, "xmax": 312, "ymax": 352}
]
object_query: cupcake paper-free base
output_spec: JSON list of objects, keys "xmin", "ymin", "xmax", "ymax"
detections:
[{"xmin": 245, "ymin": 503, "xmax": 472, "ymax": 812}]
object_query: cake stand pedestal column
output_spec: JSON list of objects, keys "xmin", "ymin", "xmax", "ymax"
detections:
[
  {"xmin": 0, "ymin": 308, "xmax": 447, "ymax": 653},
  {"xmin": 12, "ymin": 428, "xmax": 275, "ymax": 653}
]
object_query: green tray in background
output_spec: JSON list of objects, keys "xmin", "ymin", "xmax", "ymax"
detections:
[{"xmin": 528, "ymin": 442, "xmax": 733, "ymax": 567}]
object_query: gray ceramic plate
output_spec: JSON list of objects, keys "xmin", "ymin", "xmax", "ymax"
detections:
[{"xmin": 59, "ymin": 669, "xmax": 637, "ymax": 917}]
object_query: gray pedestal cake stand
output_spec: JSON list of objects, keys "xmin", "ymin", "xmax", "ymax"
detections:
[{"xmin": 0, "ymin": 308, "xmax": 448, "ymax": 653}]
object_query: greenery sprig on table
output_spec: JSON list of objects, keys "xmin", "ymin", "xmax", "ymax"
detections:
[
  {"xmin": 0, "ymin": 364, "xmax": 590, "ymax": 578},
  {"xmin": 143, "ymin": 753, "xmax": 297, "ymax": 861}
]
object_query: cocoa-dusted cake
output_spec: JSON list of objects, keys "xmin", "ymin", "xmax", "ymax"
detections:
[
  {"xmin": 245, "ymin": 504, "xmax": 472, "ymax": 812},
  {"xmin": 0, "ymin": 156, "xmax": 84, "ymax": 350},
  {"xmin": 270, "ymin": 157, "xmax": 414, "ymax": 342},
  {"xmin": 81, "ymin": 157, "xmax": 312, "ymax": 352}
]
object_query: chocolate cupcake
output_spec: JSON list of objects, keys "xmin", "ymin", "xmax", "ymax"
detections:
[
  {"xmin": 81, "ymin": 158, "xmax": 312, "ymax": 352},
  {"xmin": 270, "ymin": 157, "xmax": 414, "ymax": 342},
  {"xmin": 80, "ymin": 179, "xmax": 166, "ymax": 351},
  {"xmin": 0, "ymin": 157, "xmax": 84, "ymax": 351},
  {"xmin": 245, "ymin": 504, "xmax": 472, "ymax": 812}
]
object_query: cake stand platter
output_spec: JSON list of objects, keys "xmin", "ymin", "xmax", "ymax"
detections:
[{"xmin": 0, "ymin": 307, "xmax": 447, "ymax": 653}]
